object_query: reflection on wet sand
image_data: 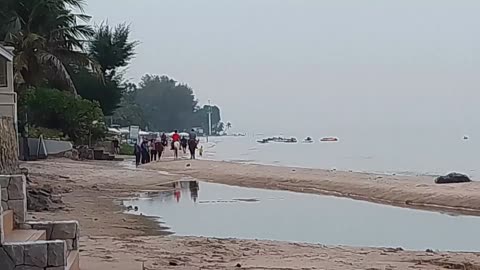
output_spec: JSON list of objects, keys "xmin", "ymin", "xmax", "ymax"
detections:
[
  {"xmin": 172, "ymin": 180, "xmax": 199, "ymax": 203},
  {"xmin": 125, "ymin": 181, "xmax": 480, "ymax": 251}
]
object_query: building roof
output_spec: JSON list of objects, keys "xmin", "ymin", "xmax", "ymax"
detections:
[{"xmin": 0, "ymin": 45, "xmax": 14, "ymax": 61}]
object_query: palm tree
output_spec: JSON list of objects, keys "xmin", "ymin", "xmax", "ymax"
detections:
[
  {"xmin": 226, "ymin": 122, "xmax": 232, "ymax": 131},
  {"xmin": 0, "ymin": 0, "xmax": 99, "ymax": 94},
  {"xmin": 89, "ymin": 23, "xmax": 139, "ymax": 77}
]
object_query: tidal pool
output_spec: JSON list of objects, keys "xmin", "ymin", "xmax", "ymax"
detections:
[{"xmin": 124, "ymin": 180, "xmax": 480, "ymax": 251}]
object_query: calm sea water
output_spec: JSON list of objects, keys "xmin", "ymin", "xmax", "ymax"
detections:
[
  {"xmin": 124, "ymin": 181, "xmax": 480, "ymax": 251},
  {"xmin": 202, "ymin": 129, "xmax": 479, "ymax": 178}
]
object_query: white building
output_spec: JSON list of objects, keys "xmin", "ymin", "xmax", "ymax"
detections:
[{"xmin": 0, "ymin": 45, "xmax": 16, "ymax": 124}]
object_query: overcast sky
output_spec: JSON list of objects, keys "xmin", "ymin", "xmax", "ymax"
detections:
[{"xmin": 85, "ymin": 1, "xmax": 480, "ymax": 135}]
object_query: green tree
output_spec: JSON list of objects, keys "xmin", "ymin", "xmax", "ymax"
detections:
[
  {"xmin": 71, "ymin": 67, "xmax": 123, "ymax": 115},
  {"xmin": 191, "ymin": 105, "xmax": 222, "ymax": 134},
  {"xmin": 0, "ymin": 0, "xmax": 98, "ymax": 94},
  {"xmin": 214, "ymin": 122, "xmax": 225, "ymax": 135},
  {"xmin": 26, "ymin": 88, "xmax": 105, "ymax": 143},
  {"xmin": 111, "ymin": 83, "xmax": 147, "ymax": 128},
  {"xmin": 89, "ymin": 23, "xmax": 138, "ymax": 77},
  {"xmin": 73, "ymin": 23, "xmax": 138, "ymax": 115},
  {"xmin": 135, "ymin": 75, "xmax": 198, "ymax": 131}
]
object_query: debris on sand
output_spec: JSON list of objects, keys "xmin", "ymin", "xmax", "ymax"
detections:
[{"xmin": 27, "ymin": 184, "xmax": 67, "ymax": 211}]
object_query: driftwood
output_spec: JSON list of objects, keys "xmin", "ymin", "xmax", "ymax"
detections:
[{"xmin": 0, "ymin": 117, "xmax": 19, "ymax": 174}]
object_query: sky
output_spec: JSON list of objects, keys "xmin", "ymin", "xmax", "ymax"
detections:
[{"xmin": 85, "ymin": 0, "xmax": 480, "ymax": 135}]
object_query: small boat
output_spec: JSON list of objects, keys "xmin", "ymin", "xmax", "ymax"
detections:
[
  {"xmin": 320, "ymin": 137, "xmax": 338, "ymax": 142},
  {"xmin": 303, "ymin": 137, "xmax": 314, "ymax": 143},
  {"xmin": 284, "ymin": 138, "xmax": 297, "ymax": 143}
]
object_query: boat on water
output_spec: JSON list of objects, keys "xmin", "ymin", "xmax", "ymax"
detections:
[
  {"xmin": 283, "ymin": 138, "xmax": 297, "ymax": 143},
  {"xmin": 303, "ymin": 137, "xmax": 314, "ymax": 143},
  {"xmin": 320, "ymin": 137, "xmax": 339, "ymax": 142},
  {"xmin": 257, "ymin": 136, "xmax": 298, "ymax": 144}
]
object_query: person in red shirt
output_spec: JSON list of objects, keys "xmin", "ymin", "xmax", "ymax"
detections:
[{"xmin": 171, "ymin": 130, "xmax": 180, "ymax": 150}]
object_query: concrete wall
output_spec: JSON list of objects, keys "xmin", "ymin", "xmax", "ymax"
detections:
[
  {"xmin": 28, "ymin": 138, "xmax": 73, "ymax": 157},
  {"xmin": 0, "ymin": 47, "xmax": 16, "ymax": 124}
]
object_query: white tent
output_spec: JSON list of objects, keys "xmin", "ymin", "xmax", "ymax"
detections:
[
  {"xmin": 139, "ymin": 130, "xmax": 150, "ymax": 136},
  {"xmin": 107, "ymin": 127, "xmax": 121, "ymax": 135},
  {"xmin": 118, "ymin": 127, "xmax": 130, "ymax": 134}
]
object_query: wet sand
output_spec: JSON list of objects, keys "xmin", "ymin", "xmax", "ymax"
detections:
[
  {"xmin": 146, "ymin": 159, "xmax": 480, "ymax": 216},
  {"xmin": 24, "ymin": 158, "xmax": 480, "ymax": 269}
]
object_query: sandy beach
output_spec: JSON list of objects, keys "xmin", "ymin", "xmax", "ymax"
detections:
[
  {"xmin": 146, "ymin": 159, "xmax": 480, "ymax": 215},
  {"xmin": 24, "ymin": 157, "xmax": 480, "ymax": 269}
]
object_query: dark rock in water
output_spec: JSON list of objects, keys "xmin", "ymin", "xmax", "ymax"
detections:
[
  {"xmin": 236, "ymin": 263, "xmax": 242, "ymax": 268},
  {"xmin": 435, "ymin": 173, "xmax": 471, "ymax": 184}
]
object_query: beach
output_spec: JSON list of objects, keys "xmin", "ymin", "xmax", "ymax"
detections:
[
  {"xmin": 23, "ymin": 157, "xmax": 480, "ymax": 269},
  {"xmin": 145, "ymin": 159, "xmax": 480, "ymax": 215}
]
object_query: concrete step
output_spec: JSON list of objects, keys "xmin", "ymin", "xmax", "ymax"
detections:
[
  {"xmin": 1, "ymin": 209, "xmax": 14, "ymax": 236},
  {"xmin": 4, "ymin": 229, "xmax": 46, "ymax": 243},
  {"xmin": 67, "ymin": 250, "xmax": 80, "ymax": 270}
]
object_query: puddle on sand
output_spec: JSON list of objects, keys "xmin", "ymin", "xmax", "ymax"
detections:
[{"xmin": 124, "ymin": 181, "xmax": 480, "ymax": 252}]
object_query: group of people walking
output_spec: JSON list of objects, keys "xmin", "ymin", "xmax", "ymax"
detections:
[{"xmin": 133, "ymin": 129, "xmax": 201, "ymax": 167}]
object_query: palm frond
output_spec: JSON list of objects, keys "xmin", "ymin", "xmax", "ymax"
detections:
[{"xmin": 36, "ymin": 51, "xmax": 77, "ymax": 95}]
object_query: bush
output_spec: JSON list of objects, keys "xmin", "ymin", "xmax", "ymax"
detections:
[
  {"xmin": 26, "ymin": 88, "xmax": 106, "ymax": 144},
  {"xmin": 28, "ymin": 127, "xmax": 65, "ymax": 140},
  {"xmin": 119, "ymin": 143, "xmax": 134, "ymax": 155}
]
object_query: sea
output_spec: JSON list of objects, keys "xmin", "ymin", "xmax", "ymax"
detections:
[{"xmin": 202, "ymin": 129, "xmax": 479, "ymax": 179}]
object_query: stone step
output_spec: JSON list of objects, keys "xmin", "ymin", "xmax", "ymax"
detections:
[
  {"xmin": 1, "ymin": 209, "xmax": 14, "ymax": 236},
  {"xmin": 4, "ymin": 229, "xmax": 46, "ymax": 243},
  {"xmin": 67, "ymin": 250, "xmax": 80, "ymax": 270}
]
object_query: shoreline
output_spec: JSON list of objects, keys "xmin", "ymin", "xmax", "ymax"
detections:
[
  {"xmin": 23, "ymin": 158, "xmax": 480, "ymax": 269},
  {"xmin": 145, "ymin": 158, "xmax": 480, "ymax": 216}
]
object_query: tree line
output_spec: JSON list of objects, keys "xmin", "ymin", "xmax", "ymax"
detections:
[{"xmin": 0, "ymin": 0, "xmax": 226, "ymax": 143}]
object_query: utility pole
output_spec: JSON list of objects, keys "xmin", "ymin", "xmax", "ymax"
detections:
[{"xmin": 208, "ymin": 99, "xmax": 212, "ymax": 136}]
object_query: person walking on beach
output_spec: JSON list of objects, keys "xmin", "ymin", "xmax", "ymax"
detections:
[
  {"xmin": 134, "ymin": 142, "xmax": 141, "ymax": 167},
  {"xmin": 112, "ymin": 137, "xmax": 120, "ymax": 154},
  {"xmin": 155, "ymin": 139, "xmax": 163, "ymax": 160},
  {"xmin": 141, "ymin": 140, "xmax": 149, "ymax": 164},
  {"xmin": 150, "ymin": 139, "xmax": 158, "ymax": 161}
]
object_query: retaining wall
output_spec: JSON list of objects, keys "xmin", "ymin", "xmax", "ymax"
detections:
[{"xmin": 0, "ymin": 175, "xmax": 26, "ymax": 224}]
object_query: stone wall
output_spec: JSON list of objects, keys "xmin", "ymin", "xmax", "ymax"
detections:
[
  {"xmin": 0, "ymin": 240, "xmax": 67, "ymax": 270},
  {"xmin": 0, "ymin": 117, "xmax": 19, "ymax": 174},
  {"xmin": 0, "ymin": 171, "xmax": 80, "ymax": 270},
  {"xmin": 0, "ymin": 175, "xmax": 26, "ymax": 224},
  {"xmin": 21, "ymin": 221, "xmax": 80, "ymax": 251},
  {"xmin": 0, "ymin": 182, "xmax": 4, "ymax": 243}
]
